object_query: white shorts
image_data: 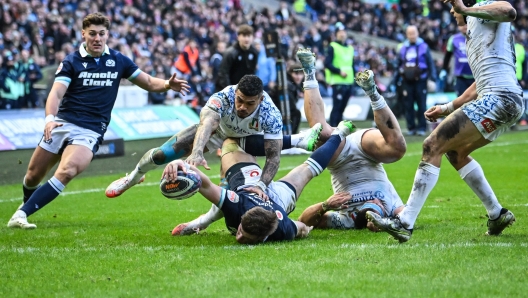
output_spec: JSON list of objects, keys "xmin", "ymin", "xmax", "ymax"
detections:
[
  {"xmin": 462, "ymin": 93, "xmax": 524, "ymax": 141},
  {"xmin": 38, "ymin": 119, "xmax": 101, "ymax": 154},
  {"xmin": 224, "ymin": 162, "xmax": 297, "ymax": 214}
]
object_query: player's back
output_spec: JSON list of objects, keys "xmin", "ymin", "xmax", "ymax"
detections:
[{"xmin": 465, "ymin": 1, "xmax": 522, "ymax": 96}]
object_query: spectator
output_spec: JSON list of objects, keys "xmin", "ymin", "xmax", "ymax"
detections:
[
  {"xmin": 254, "ymin": 38, "xmax": 277, "ymax": 92},
  {"xmin": 172, "ymin": 39, "xmax": 201, "ymax": 80},
  {"xmin": 324, "ymin": 22, "xmax": 355, "ymax": 127},
  {"xmin": 215, "ymin": 24, "xmax": 258, "ymax": 91},
  {"xmin": 441, "ymin": 23, "xmax": 474, "ymax": 97},
  {"xmin": 514, "ymin": 35, "xmax": 528, "ymax": 126},
  {"xmin": 19, "ymin": 49, "xmax": 43, "ymax": 108},
  {"xmin": 0, "ymin": 54, "xmax": 24, "ymax": 109},
  {"xmin": 210, "ymin": 41, "xmax": 226, "ymax": 83},
  {"xmin": 398, "ymin": 25, "xmax": 436, "ymax": 136}
]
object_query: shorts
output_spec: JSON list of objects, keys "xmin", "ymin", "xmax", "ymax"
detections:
[
  {"xmin": 225, "ymin": 162, "xmax": 297, "ymax": 214},
  {"xmin": 38, "ymin": 118, "xmax": 101, "ymax": 154},
  {"xmin": 462, "ymin": 92, "xmax": 524, "ymax": 141}
]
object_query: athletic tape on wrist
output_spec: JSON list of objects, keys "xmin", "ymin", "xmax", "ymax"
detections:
[
  {"xmin": 45, "ymin": 115, "xmax": 55, "ymax": 124},
  {"xmin": 256, "ymin": 181, "xmax": 267, "ymax": 192}
]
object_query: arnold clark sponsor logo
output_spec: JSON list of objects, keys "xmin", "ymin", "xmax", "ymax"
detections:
[{"xmin": 79, "ymin": 71, "xmax": 118, "ymax": 86}]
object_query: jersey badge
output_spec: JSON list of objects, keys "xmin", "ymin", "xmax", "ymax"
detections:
[
  {"xmin": 56, "ymin": 62, "xmax": 63, "ymax": 74},
  {"xmin": 82, "ymin": 62, "xmax": 87, "ymax": 68},
  {"xmin": 275, "ymin": 210, "xmax": 283, "ymax": 221},
  {"xmin": 106, "ymin": 59, "xmax": 115, "ymax": 67}
]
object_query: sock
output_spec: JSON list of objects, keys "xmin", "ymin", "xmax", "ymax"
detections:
[
  {"xmin": 370, "ymin": 95, "xmax": 387, "ymax": 111},
  {"xmin": 398, "ymin": 162, "xmax": 440, "ymax": 229},
  {"xmin": 22, "ymin": 175, "xmax": 40, "ymax": 203},
  {"xmin": 283, "ymin": 135, "xmax": 292, "ymax": 149},
  {"xmin": 241, "ymin": 135, "xmax": 291, "ymax": 156},
  {"xmin": 459, "ymin": 159, "xmax": 502, "ymax": 219},
  {"xmin": 304, "ymin": 134, "xmax": 342, "ymax": 176},
  {"xmin": 303, "ymin": 80, "xmax": 318, "ymax": 90},
  {"xmin": 191, "ymin": 204, "xmax": 224, "ymax": 228},
  {"xmin": 331, "ymin": 124, "xmax": 348, "ymax": 141},
  {"xmin": 21, "ymin": 176, "xmax": 65, "ymax": 217},
  {"xmin": 130, "ymin": 148, "xmax": 159, "ymax": 182},
  {"xmin": 364, "ymin": 84, "xmax": 382, "ymax": 102}
]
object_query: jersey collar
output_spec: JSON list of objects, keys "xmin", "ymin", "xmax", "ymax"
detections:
[{"xmin": 79, "ymin": 43, "xmax": 110, "ymax": 57}]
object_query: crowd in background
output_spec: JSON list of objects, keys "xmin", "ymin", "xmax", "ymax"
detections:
[{"xmin": 0, "ymin": 0, "xmax": 527, "ymax": 113}]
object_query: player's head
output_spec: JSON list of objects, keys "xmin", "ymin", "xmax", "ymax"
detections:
[
  {"xmin": 237, "ymin": 207, "xmax": 279, "ymax": 244},
  {"xmin": 82, "ymin": 13, "xmax": 110, "ymax": 57},
  {"xmin": 237, "ymin": 24, "xmax": 254, "ymax": 51},
  {"xmin": 353, "ymin": 201, "xmax": 386, "ymax": 231},
  {"xmin": 235, "ymin": 75, "xmax": 264, "ymax": 118},
  {"xmin": 335, "ymin": 22, "xmax": 347, "ymax": 42},
  {"xmin": 288, "ymin": 63, "xmax": 304, "ymax": 85},
  {"xmin": 405, "ymin": 25, "xmax": 419, "ymax": 44}
]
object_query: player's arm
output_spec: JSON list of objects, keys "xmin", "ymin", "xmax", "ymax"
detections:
[
  {"xmin": 425, "ymin": 82, "xmax": 477, "ymax": 122},
  {"xmin": 298, "ymin": 192, "xmax": 352, "ymax": 228},
  {"xmin": 450, "ymin": 0, "xmax": 516, "ymax": 22},
  {"xmin": 293, "ymin": 221, "xmax": 313, "ymax": 238},
  {"xmin": 43, "ymin": 82, "xmax": 67, "ymax": 140},
  {"xmin": 131, "ymin": 72, "xmax": 190, "ymax": 94},
  {"xmin": 259, "ymin": 138, "xmax": 282, "ymax": 188},
  {"xmin": 185, "ymin": 107, "xmax": 221, "ymax": 170},
  {"xmin": 162, "ymin": 160, "xmax": 222, "ymax": 205}
]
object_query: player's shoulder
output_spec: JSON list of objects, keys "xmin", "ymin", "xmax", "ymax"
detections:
[{"xmin": 213, "ymin": 85, "xmax": 236, "ymax": 100}]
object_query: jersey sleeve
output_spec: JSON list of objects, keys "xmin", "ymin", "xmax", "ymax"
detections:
[
  {"xmin": 261, "ymin": 94, "xmax": 284, "ymax": 139},
  {"xmin": 217, "ymin": 189, "xmax": 244, "ymax": 235},
  {"xmin": 266, "ymin": 213, "xmax": 298, "ymax": 242},
  {"xmin": 120, "ymin": 54, "xmax": 141, "ymax": 80},
  {"xmin": 54, "ymin": 58, "xmax": 74, "ymax": 88},
  {"xmin": 446, "ymin": 36, "xmax": 454, "ymax": 52},
  {"xmin": 205, "ymin": 86, "xmax": 234, "ymax": 117}
]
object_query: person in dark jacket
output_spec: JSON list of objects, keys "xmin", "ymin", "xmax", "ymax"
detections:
[
  {"xmin": 215, "ymin": 25, "xmax": 258, "ymax": 91},
  {"xmin": 270, "ymin": 63, "xmax": 303, "ymax": 134}
]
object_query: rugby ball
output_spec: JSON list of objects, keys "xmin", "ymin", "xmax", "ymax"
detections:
[{"xmin": 160, "ymin": 170, "xmax": 202, "ymax": 200}]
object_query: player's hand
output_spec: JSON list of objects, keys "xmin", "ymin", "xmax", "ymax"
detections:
[
  {"xmin": 44, "ymin": 121, "xmax": 63, "ymax": 141},
  {"xmin": 167, "ymin": 73, "xmax": 191, "ymax": 95},
  {"xmin": 162, "ymin": 160, "xmax": 187, "ymax": 182},
  {"xmin": 325, "ymin": 192, "xmax": 352, "ymax": 210},
  {"xmin": 443, "ymin": 0, "xmax": 467, "ymax": 14},
  {"xmin": 186, "ymin": 151, "xmax": 210, "ymax": 170},
  {"xmin": 243, "ymin": 186, "xmax": 269, "ymax": 201},
  {"xmin": 424, "ymin": 105, "xmax": 450, "ymax": 122}
]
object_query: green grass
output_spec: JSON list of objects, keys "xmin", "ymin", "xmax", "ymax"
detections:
[{"xmin": 1, "ymin": 131, "xmax": 528, "ymax": 297}]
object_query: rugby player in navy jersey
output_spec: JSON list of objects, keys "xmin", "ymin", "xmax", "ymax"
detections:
[
  {"xmin": 7, "ymin": 13, "xmax": 190, "ymax": 229},
  {"xmin": 163, "ymin": 119, "xmax": 356, "ymax": 244}
]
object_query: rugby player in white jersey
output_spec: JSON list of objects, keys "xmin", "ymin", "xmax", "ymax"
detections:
[
  {"xmin": 172, "ymin": 48, "xmax": 408, "ymax": 235},
  {"xmin": 367, "ymin": 0, "xmax": 523, "ymax": 242}
]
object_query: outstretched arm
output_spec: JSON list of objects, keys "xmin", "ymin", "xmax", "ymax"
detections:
[
  {"xmin": 293, "ymin": 221, "xmax": 313, "ymax": 238},
  {"xmin": 447, "ymin": 0, "xmax": 516, "ymax": 22},
  {"xmin": 425, "ymin": 82, "xmax": 477, "ymax": 122},
  {"xmin": 132, "ymin": 72, "xmax": 190, "ymax": 94},
  {"xmin": 186, "ymin": 108, "xmax": 221, "ymax": 170}
]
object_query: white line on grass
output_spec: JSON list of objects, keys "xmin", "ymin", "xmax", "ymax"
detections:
[
  {"xmin": 2, "ymin": 138, "xmax": 527, "ymax": 204},
  {"xmin": 1, "ymin": 242, "xmax": 526, "ymax": 254}
]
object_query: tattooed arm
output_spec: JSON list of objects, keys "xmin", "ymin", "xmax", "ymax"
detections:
[
  {"xmin": 258, "ymin": 138, "xmax": 282, "ymax": 188},
  {"xmin": 185, "ymin": 107, "xmax": 221, "ymax": 170}
]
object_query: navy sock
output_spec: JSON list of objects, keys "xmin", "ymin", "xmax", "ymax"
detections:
[
  {"xmin": 242, "ymin": 135, "xmax": 290, "ymax": 156},
  {"xmin": 23, "ymin": 185, "xmax": 39, "ymax": 203},
  {"xmin": 305, "ymin": 135, "xmax": 342, "ymax": 175},
  {"xmin": 21, "ymin": 177, "xmax": 64, "ymax": 216}
]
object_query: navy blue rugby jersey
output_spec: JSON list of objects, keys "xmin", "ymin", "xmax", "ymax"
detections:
[
  {"xmin": 54, "ymin": 43, "xmax": 141, "ymax": 137},
  {"xmin": 218, "ymin": 189, "xmax": 298, "ymax": 242}
]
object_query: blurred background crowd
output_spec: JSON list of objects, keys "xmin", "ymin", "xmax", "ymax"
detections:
[{"xmin": 0, "ymin": 0, "xmax": 526, "ymax": 127}]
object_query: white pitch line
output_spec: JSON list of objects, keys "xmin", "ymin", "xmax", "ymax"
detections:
[
  {"xmin": 2, "ymin": 138, "xmax": 527, "ymax": 204},
  {"xmin": 1, "ymin": 241, "xmax": 526, "ymax": 254}
]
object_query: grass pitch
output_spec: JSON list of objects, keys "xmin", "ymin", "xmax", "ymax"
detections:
[{"xmin": 1, "ymin": 131, "xmax": 528, "ymax": 297}]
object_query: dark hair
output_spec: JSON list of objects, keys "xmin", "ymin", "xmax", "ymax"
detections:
[
  {"xmin": 241, "ymin": 207, "xmax": 279, "ymax": 238},
  {"xmin": 237, "ymin": 75, "xmax": 263, "ymax": 96},
  {"xmin": 237, "ymin": 24, "xmax": 254, "ymax": 36},
  {"xmin": 463, "ymin": 0, "xmax": 476, "ymax": 7},
  {"xmin": 83, "ymin": 13, "xmax": 110, "ymax": 30},
  {"xmin": 354, "ymin": 209, "xmax": 371, "ymax": 229}
]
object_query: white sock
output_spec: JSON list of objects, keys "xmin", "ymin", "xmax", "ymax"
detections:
[
  {"xmin": 399, "ymin": 162, "xmax": 440, "ymax": 229},
  {"xmin": 303, "ymin": 80, "xmax": 318, "ymax": 90},
  {"xmin": 130, "ymin": 149, "xmax": 158, "ymax": 181},
  {"xmin": 290, "ymin": 133, "xmax": 302, "ymax": 147},
  {"xmin": 13, "ymin": 210, "xmax": 28, "ymax": 218},
  {"xmin": 459, "ymin": 159, "xmax": 502, "ymax": 219},
  {"xmin": 190, "ymin": 204, "xmax": 224, "ymax": 228}
]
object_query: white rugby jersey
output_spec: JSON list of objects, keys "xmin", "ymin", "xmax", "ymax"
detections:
[
  {"xmin": 327, "ymin": 129, "xmax": 402, "ymax": 215},
  {"xmin": 466, "ymin": 1, "xmax": 522, "ymax": 95},
  {"xmin": 204, "ymin": 85, "xmax": 283, "ymax": 139}
]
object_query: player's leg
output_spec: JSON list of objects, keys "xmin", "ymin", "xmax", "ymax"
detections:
[
  {"xmin": 106, "ymin": 125, "xmax": 198, "ymax": 198},
  {"xmin": 9, "ymin": 145, "xmax": 93, "ymax": 229},
  {"xmin": 296, "ymin": 48, "xmax": 333, "ymax": 141},
  {"xmin": 356, "ymin": 70, "xmax": 406, "ymax": 163},
  {"xmin": 22, "ymin": 146, "xmax": 61, "ymax": 204},
  {"xmin": 280, "ymin": 120, "xmax": 355, "ymax": 198}
]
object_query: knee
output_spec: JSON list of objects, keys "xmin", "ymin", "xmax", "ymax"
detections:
[
  {"xmin": 422, "ymin": 135, "xmax": 441, "ymax": 159},
  {"xmin": 56, "ymin": 163, "xmax": 80, "ymax": 183}
]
